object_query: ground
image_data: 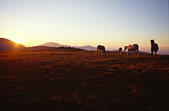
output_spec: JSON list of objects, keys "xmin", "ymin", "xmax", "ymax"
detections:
[{"xmin": 0, "ymin": 49, "xmax": 169, "ymax": 111}]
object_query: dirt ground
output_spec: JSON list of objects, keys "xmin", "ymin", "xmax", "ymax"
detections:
[{"xmin": 0, "ymin": 49, "xmax": 169, "ymax": 111}]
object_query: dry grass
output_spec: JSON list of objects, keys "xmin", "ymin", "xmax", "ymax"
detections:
[{"xmin": 0, "ymin": 50, "xmax": 169, "ymax": 111}]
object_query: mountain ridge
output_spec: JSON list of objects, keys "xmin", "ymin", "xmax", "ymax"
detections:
[{"xmin": 40, "ymin": 42, "xmax": 96, "ymax": 50}]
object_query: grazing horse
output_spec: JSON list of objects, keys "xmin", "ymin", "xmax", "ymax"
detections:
[
  {"xmin": 95, "ymin": 45, "xmax": 106, "ymax": 55},
  {"xmin": 118, "ymin": 47, "xmax": 122, "ymax": 55},
  {"xmin": 124, "ymin": 44, "xmax": 139, "ymax": 56},
  {"xmin": 150, "ymin": 40, "xmax": 159, "ymax": 55}
]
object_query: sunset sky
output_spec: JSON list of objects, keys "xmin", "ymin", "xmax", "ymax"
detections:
[{"xmin": 0, "ymin": 0, "xmax": 168, "ymax": 54}]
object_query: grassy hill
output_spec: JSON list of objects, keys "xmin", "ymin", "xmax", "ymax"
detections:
[{"xmin": 0, "ymin": 38, "xmax": 25, "ymax": 51}]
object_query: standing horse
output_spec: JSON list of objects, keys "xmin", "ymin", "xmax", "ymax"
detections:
[
  {"xmin": 124, "ymin": 44, "xmax": 139, "ymax": 57},
  {"xmin": 95, "ymin": 45, "xmax": 106, "ymax": 55},
  {"xmin": 150, "ymin": 40, "xmax": 159, "ymax": 55}
]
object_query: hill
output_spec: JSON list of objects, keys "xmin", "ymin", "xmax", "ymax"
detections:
[
  {"xmin": 26, "ymin": 46, "xmax": 84, "ymax": 51},
  {"xmin": 41, "ymin": 42, "xmax": 96, "ymax": 50},
  {"xmin": 0, "ymin": 38, "xmax": 25, "ymax": 51},
  {"xmin": 41, "ymin": 42, "xmax": 69, "ymax": 47},
  {"xmin": 26, "ymin": 46, "xmax": 56, "ymax": 51},
  {"xmin": 74, "ymin": 45, "xmax": 96, "ymax": 50}
]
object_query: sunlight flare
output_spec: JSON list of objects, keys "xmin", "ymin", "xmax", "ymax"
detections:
[{"xmin": 12, "ymin": 38, "xmax": 22, "ymax": 44}]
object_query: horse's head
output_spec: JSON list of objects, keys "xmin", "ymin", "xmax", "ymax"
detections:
[
  {"xmin": 119, "ymin": 48, "xmax": 122, "ymax": 52},
  {"xmin": 150, "ymin": 39, "xmax": 155, "ymax": 44},
  {"xmin": 124, "ymin": 46, "xmax": 128, "ymax": 51}
]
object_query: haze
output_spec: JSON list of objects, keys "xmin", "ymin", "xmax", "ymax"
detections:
[{"xmin": 0, "ymin": 0, "xmax": 168, "ymax": 54}]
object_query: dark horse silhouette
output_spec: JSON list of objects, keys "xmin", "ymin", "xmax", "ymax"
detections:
[
  {"xmin": 95, "ymin": 45, "xmax": 106, "ymax": 55},
  {"xmin": 150, "ymin": 39, "xmax": 159, "ymax": 55}
]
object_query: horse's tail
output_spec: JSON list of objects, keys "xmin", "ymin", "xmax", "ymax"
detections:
[
  {"xmin": 136, "ymin": 44, "xmax": 139, "ymax": 53},
  {"xmin": 103, "ymin": 46, "xmax": 105, "ymax": 51}
]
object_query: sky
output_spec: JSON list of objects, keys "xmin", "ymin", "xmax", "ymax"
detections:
[{"xmin": 0, "ymin": 0, "xmax": 169, "ymax": 54}]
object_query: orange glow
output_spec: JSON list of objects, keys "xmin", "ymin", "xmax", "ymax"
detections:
[{"xmin": 12, "ymin": 38, "xmax": 22, "ymax": 44}]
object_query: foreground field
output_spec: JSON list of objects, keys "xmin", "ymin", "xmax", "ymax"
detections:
[{"xmin": 0, "ymin": 49, "xmax": 169, "ymax": 111}]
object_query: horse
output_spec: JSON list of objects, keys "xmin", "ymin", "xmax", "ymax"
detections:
[
  {"xmin": 95, "ymin": 45, "xmax": 106, "ymax": 55},
  {"xmin": 150, "ymin": 39, "xmax": 159, "ymax": 55},
  {"xmin": 124, "ymin": 44, "xmax": 139, "ymax": 57},
  {"xmin": 118, "ymin": 47, "xmax": 122, "ymax": 55}
]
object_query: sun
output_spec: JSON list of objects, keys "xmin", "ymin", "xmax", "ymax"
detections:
[{"xmin": 12, "ymin": 38, "xmax": 22, "ymax": 44}]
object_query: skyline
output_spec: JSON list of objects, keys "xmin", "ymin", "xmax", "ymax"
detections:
[{"xmin": 0, "ymin": 0, "xmax": 169, "ymax": 54}]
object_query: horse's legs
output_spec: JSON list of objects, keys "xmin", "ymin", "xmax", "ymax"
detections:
[
  {"xmin": 134, "ymin": 51, "xmax": 136, "ymax": 58},
  {"xmin": 133, "ymin": 50, "xmax": 137, "ymax": 58},
  {"xmin": 126, "ymin": 51, "xmax": 129, "ymax": 58},
  {"xmin": 151, "ymin": 51, "xmax": 153, "ymax": 56},
  {"xmin": 132, "ymin": 51, "xmax": 135, "ymax": 58},
  {"xmin": 151, "ymin": 51, "xmax": 154, "ymax": 58},
  {"xmin": 96, "ymin": 49, "xmax": 99, "ymax": 55},
  {"xmin": 95, "ymin": 50, "xmax": 98, "ymax": 55}
]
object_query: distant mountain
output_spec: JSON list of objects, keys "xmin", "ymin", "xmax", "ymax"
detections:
[
  {"xmin": 0, "ymin": 38, "xmax": 25, "ymax": 51},
  {"xmin": 41, "ymin": 42, "xmax": 69, "ymax": 47},
  {"xmin": 40, "ymin": 42, "xmax": 96, "ymax": 50},
  {"xmin": 75, "ymin": 45, "xmax": 96, "ymax": 50}
]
